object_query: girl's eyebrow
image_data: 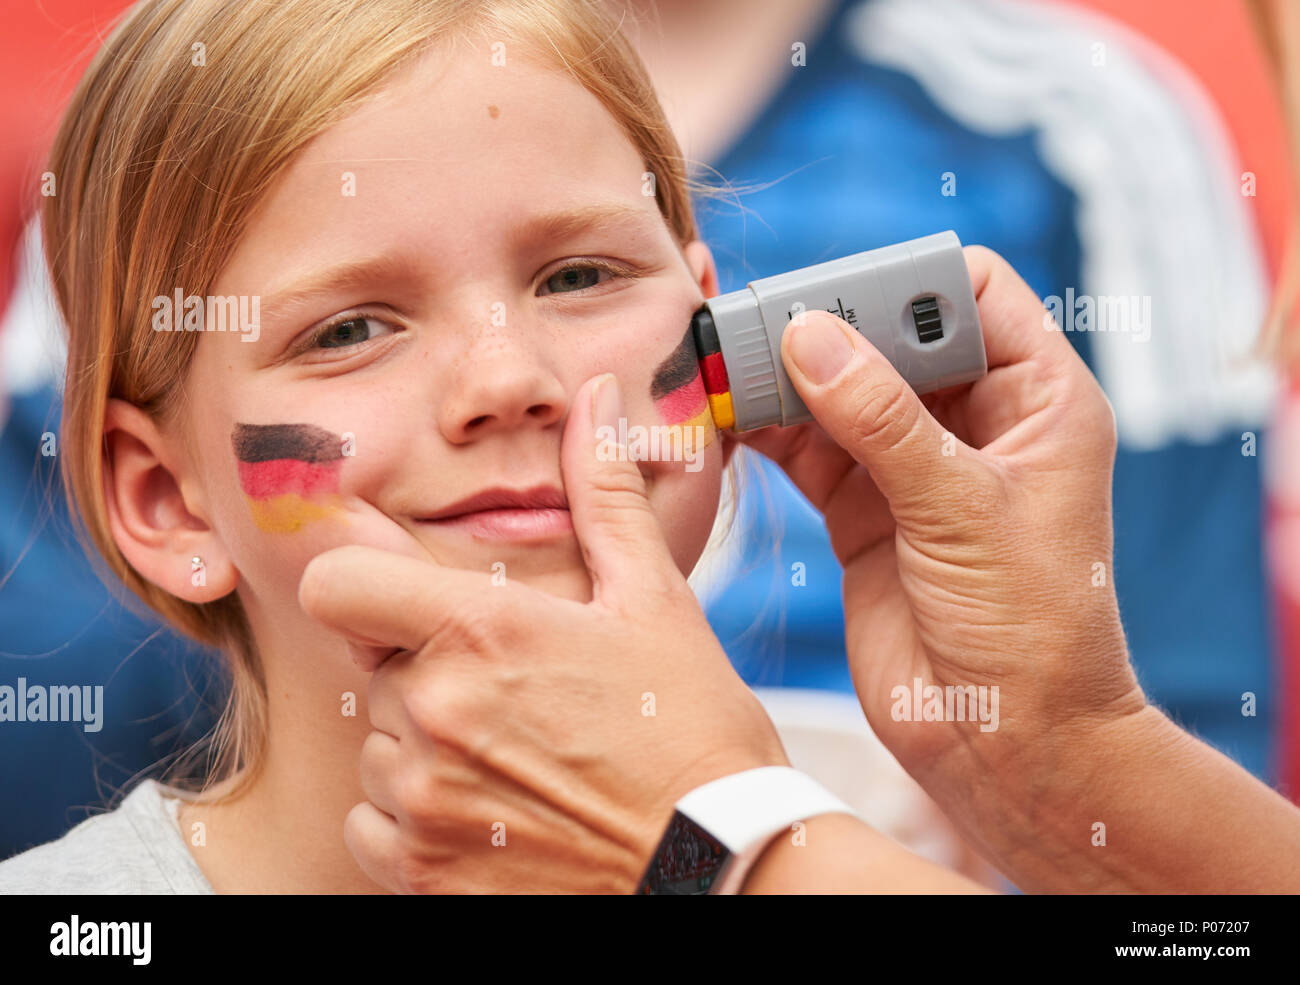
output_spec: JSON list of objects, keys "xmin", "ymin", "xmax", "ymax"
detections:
[
  {"xmin": 511, "ymin": 202, "xmax": 662, "ymax": 248},
  {"xmin": 261, "ymin": 254, "xmax": 421, "ymax": 322},
  {"xmin": 260, "ymin": 203, "xmax": 660, "ymax": 320}
]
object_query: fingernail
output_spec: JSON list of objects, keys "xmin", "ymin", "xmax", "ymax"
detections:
[
  {"xmin": 788, "ymin": 313, "xmax": 854, "ymax": 385},
  {"xmin": 593, "ymin": 373, "xmax": 623, "ymax": 430}
]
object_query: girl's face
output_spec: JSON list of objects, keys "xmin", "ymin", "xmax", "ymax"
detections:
[{"xmin": 180, "ymin": 45, "xmax": 727, "ymax": 630}]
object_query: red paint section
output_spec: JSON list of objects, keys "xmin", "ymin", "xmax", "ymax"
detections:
[
  {"xmin": 238, "ymin": 458, "xmax": 341, "ymax": 499},
  {"xmin": 700, "ymin": 352, "xmax": 730, "ymax": 394},
  {"xmin": 653, "ymin": 374, "xmax": 708, "ymax": 424}
]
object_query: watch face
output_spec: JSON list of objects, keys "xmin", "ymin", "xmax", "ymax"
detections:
[{"xmin": 636, "ymin": 810, "xmax": 730, "ymax": 894}]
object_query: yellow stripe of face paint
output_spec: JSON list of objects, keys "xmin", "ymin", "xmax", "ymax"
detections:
[
  {"xmin": 247, "ymin": 493, "xmax": 345, "ymax": 533},
  {"xmin": 706, "ymin": 391, "xmax": 735, "ymax": 430}
]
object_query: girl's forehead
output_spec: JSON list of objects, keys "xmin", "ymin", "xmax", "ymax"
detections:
[
  {"xmin": 297, "ymin": 47, "xmax": 633, "ymax": 176},
  {"xmin": 217, "ymin": 48, "xmax": 656, "ymax": 293},
  {"xmin": 246, "ymin": 49, "xmax": 645, "ymax": 230}
]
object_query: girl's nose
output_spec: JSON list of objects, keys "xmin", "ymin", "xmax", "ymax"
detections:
[{"xmin": 438, "ymin": 344, "xmax": 568, "ymax": 443}]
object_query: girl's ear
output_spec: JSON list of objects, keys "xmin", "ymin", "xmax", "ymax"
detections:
[
  {"xmin": 681, "ymin": 239, "xmax": 720, "ymax": 301},
  {"xmin": 102, "ymin": 398, "xmax": 238, "ymax": 603}
]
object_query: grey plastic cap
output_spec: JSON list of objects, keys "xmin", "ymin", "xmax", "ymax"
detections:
[{"xmin": 703, "ymin": 230, "xmax": 986, "ymax": 431}]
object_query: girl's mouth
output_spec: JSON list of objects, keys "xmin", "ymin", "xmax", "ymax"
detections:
[
  {"xmin": 417, "ymin": 484, "xmax": 574, "ymax": 541},
  {"xmin": 421, "ymin": 507, "xmax": 574, "ymax": 541}
]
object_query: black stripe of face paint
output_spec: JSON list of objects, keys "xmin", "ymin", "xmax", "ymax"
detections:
[
  {"xmin": 231, "ymin": 423, "xmax": 344, "ymax": 464},
  {"xmin": 649, "ymin": 327, "xmax": 700, "ymax": 401}
]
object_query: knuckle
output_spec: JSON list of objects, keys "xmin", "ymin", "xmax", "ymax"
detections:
[
  {"xmin": 965, "ymin": 467, "xmax": 1013, "ymax": 529},
  {"xmin": 652, "ymin": 571, "xmax": 697, "ymax": 612},
  {"xmin": 460, "ymin": 597, "xmax": 522, "ymax": 654},
  {"xmin": 847, "ymin": 377, "xmax": 918, "ymax": 456},
  {"xmin": 591, "ymin": 493, "xmax": 659, "ymax": 547},
  {"xmin": 402, "ymin": 672, "xmax": 480, "ymax": 749},
  {"xmin": 592, "ymin": 457, "xmax": 650, "ymax": 500},
  {"xmin": 410, "ymin": 590, "xmax": 502, "ymax": 655},
  {"xmin": 402, "ymin": 677, "xmax": 449, "ymax": 739},
  {"xmin": 394, "ymin": 763, "xmax": 438, "ymax": 826}
]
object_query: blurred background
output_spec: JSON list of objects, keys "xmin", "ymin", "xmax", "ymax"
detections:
[{"xmin": 1, "ymin": 0, "xmax": 1295, "ymax": 877}]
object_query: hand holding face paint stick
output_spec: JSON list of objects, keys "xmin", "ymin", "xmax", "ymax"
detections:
[{"xmin": 734, "ymin": 246, "xmax": 1164, "ymax": 891}]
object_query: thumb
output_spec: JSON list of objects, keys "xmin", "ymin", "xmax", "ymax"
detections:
[
  {"xmin": 561, "ymin": 372, "xmax": 683, "ymax": 609},
  {"xmin": 782, "ymin": 310, "xmax": 980, "ymax": 521}
]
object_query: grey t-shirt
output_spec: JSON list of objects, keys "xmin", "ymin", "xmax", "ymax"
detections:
[{"xmin": 0, "ymin": 780, "xmax": 214, "ymax": 894}]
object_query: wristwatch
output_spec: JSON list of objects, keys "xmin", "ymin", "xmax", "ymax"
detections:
[{"xmin": 635, "ymin": 766, "xmax": 856, "ymax": 894}]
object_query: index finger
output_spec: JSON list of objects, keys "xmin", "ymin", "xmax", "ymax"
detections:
[{"xmin": 297, "ymin": 544, "xmax": 520, "ymax": 669}]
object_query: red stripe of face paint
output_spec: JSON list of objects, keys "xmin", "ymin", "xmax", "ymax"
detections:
[
  {"xmin": 699, "ymin": 352, "xmax": 729, "ymax": 394},
  {"xmin": 653, "ymin": 373, "xmax": 708, "ymax": 425},
  {"xmin": 237, "ymin": 458, "xmax": 341, "ymax": 499}
]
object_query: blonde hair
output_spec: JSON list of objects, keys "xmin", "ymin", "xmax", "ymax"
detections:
[{"xmin": 44, "ymin": 0, "xmax": 736, "ymax": 798}]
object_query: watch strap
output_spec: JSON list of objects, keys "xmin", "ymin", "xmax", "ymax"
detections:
[{"xmin": 638, "ymin": 766, "xmax": 856, "ymax": 894}]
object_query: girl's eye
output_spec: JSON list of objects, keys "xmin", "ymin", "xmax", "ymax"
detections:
[
  {"xmin": 538, "ymin": 261, "xmax": 623, "ymax": 296},
  {"xmin": 311, "ymin": 315, "xmax": 395, "ymax": 350}
]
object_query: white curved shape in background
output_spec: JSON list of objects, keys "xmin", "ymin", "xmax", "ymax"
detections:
[
  {"xmin": 0, "ymin": 220, "xmax": 65, "ymax": 400},
  {"xmin": 848, "ymin": 0, "xmax": 1276, "ymax": 449}
]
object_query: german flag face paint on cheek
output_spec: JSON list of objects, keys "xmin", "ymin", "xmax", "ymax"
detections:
[
  {"xmin": 650, "ymin": 328, "xmax": 715, "ymax": 454},
  {"xmin": 231, "ymin": 423, "xmax": 347, "ymax": 533}
]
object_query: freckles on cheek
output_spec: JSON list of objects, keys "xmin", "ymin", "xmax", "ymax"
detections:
[
  {"xmin": 649, "ymin": 326, "xmax": 715, "ymax": 452},
  {"xmin": 231, "ymin": 423, "xmax": 349, "ymax": 533}
]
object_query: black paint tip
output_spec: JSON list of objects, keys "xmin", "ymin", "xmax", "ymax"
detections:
[{"xmin": 690, "ymin": 305, "xmax": 720, "ymax": 357}]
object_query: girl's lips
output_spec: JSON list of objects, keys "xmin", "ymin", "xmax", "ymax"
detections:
[{"xmin": 421, "ymin": 507, "xmax": 574, "ymax": 541}]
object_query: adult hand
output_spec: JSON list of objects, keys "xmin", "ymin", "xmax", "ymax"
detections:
[
  {"xmin": 298, "ymin": 374, "xmax": 788, "ymax": 893},
  {"xmin": 737, "ymin": 246, "xmax": 1146, "ymax": 888}
]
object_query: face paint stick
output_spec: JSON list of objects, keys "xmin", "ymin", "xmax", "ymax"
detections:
[
  {"xmin": 231, "ymin": 423, "xmax": 346, "ymax": 533},
  {"xmin": 687, "ymin": 230, "xmax": 986, "ymax": 432}
]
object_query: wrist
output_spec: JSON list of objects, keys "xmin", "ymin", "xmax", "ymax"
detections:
[
  {"xmin": 976, "ymin": 698, "xmax": 1166, "ymax": 891},
  {"xmin": 899, "ymin": 663, "xmax": 1153, "ymax": 892}
]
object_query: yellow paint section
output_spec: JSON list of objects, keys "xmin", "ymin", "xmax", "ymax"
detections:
[
  {"xmin": 706, "ymin": 391, "xmax": 735, "ymax": 430},
  {"xmin": 247, "ymin": 493, "xmax": 345, "ymax": 533}
]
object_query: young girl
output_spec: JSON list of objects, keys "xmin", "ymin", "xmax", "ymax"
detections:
[{"xmin": 0, "ymin": 0, "xmax": 742, "ymax": 893}]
